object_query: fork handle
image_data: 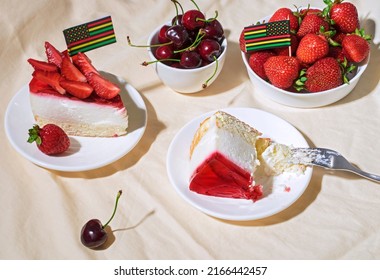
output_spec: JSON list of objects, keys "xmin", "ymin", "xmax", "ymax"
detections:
[{"xmin": 348, "ymin": 167, "xmax": 380, "ymax": 183}]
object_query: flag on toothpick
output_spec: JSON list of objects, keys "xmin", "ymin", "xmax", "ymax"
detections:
[
  {"xmin": 63, "ymin": 16, "xmax": 116, "ymax": 56},
  {"xmin": 243, "ymin": 20, "xmax": 291, "ymax": 52}
]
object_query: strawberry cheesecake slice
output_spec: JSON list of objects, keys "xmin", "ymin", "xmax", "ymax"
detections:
[
  {"xmin": 189, "ymin": 111, "xmax": 264, "ymax": 201},
  {"xmin": 28, "ymin": 42, "xmax": 128, "ymax": 137}
]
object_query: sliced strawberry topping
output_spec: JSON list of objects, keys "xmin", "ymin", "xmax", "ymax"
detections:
[
  {"xmin": 59, "ymin": 79, "xmax": 93, "ymax": 99},
  {"xmin": 61, "ymin": 57, "xmax": 87, "ymax": 82},
  {"xmin": 29, "ymin": 77, "xmax": 51, "ymax": 93},
  {"xmin": 72, "ymin": 52, "xmax": 98, "ymax": 76},
  {"xmin": 32, "ymin": 70, "xmax": 66, "ymax": 95},
  {"xmin": 27, "ymin": 58, "xmax": 58, "ymax": 72},
  {"xmin": 29, "ymin": 42, "xmax": 123, "ymax": 100},
  {"xmin": 45, "ymin": 42, "xmax": 63, "ymax": 68},
  {"xmin": 86, "ymin": 72, "xmax": 120, "ymax": 99},
  {"xmin": 61, "ymin": 49, "xmax": 71, "ymax": 60}
]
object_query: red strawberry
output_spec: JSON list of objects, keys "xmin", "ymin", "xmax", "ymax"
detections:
[
  {"xmin": 27, "ymin": 124, "xmax": 70, "ymax": 155},
  {"xmin": 32, "ymin": 70, "xmax": 66, "ymax": 95},
  {"xmin": 61, "ymin": 57, "xmax": 87, "ymax": 82},
  {"xmin": 59, "ymin": 79, "xmax": 93, "ymax": 99},
  {"xmin": 61, "ymin": 50, "xmax": 71, "ymax": 60},
  {"xmin": 239, "ymin": 30, "xmax": 246, "ymax": 52},
  {"xmin": 29, "ymin": 77, "xmax": 55, "ymax": 94},
  {"xmin": 296, "ymin": 33, "xmax": 329, "ymax": 64},
  {"xmin": 264, "ymin": 56, "xmax": 300, "ymax": 89},
  {"xmin": 302, "ymin": 57, "xmax": 343, "ymax": 92},
  {"xmin": 86, "ymin": 72, "xmax": 120, "ymax": 99},
  {"xmin": 72, "ymin": 52, "xmax": 98, "ymax": 76},
  {"xmin": 299, "ymin": 8, "xmax": 322, "ymax": 18},
  {"xmin": 328, "ymin": 46, "xmax": 346, "ymax": 62},
  {"xmin": 269, "ymin": 8, "xmax": 299, "ymax": 32},
  {"xmin": 27, "ymin": 58, "xmax": 58, "ymax": 72},
  {"xmin": 332, "ymin": 31, "xmax": 347, "ymax": 44},
  {"xmin": 45, "ymin": 41, "xmax": 63, "ymax": 68},
  {"xmin": 329, "ymin": 1, "xmax": 359, "ymax": 33},
  {"xmin": 342, "ymin": 34, "xmax": 370, "ymax": 63},
  {"xmin": 297, "ymin": 14, "xmax": 330, "ymax": 38},
  {"xmin": 248, "ymin": 51, "xmax": 275, "ymax": 80},
  {"xmin": 274, "ymin": 34, "xmax": 299, "ymax": 56}
]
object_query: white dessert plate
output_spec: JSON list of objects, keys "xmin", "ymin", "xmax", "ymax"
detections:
[
  {"xmin": 5, "ymin": 77, "xmax": 147, "ymax": 172},
  {"xmin": 166, "ymin": 108, "xmax": 313, "ymax": 221}
]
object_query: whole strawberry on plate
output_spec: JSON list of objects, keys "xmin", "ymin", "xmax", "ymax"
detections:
[{"xmin": 28, "ymin": 124, "xmax": 70, "ymax": 155}]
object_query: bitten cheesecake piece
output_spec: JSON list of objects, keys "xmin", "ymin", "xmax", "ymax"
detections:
[{"xmin": 189, "ymin": 111, "xmax": 263, "ymax": 201}]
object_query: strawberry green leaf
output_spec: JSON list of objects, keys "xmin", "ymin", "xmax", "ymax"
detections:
[{"xmin": 27, "ymin": 125, "xmax": 42, "ymax": 145}]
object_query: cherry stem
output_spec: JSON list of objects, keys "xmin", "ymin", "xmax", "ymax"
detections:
[
  {"xmin": 171, "ymin": 0, "xmax": 184, "ymax": 23},
  {"xmin": 127, "ymin": 36, "xmax": 172, "ymax": 48},
  {"xmin": 202, "ymin": 55, "xmax": 218, "ymax": 88},
  {"xmin": 142, "ymin": 58, "xmax": 180, "ymax": 66},
  {"xmin": 190, "ymin": 0, "xmax": 200, "ymax": 11},
  {"xmin": 102, "ymin": 190, "xmax": 122, "ymax": 229},
  {"xmin": 197, "ymin": 10, "xmax": 219, "ymax": 23},
  {"xmin": 174, "ymin": 30, "xmax": 206, "ymax": 53},
  {"xmin": 171, "ymin": 0, "xmax": 179, "ymax": 26}
]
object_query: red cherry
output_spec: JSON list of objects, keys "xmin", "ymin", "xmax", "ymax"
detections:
[
  {"xmin": 80, "ymin": 190, "xmax": 122, "ymax": 249},
  {"xmin": 171, "ymin": 62, "xmax": 184, "ymax": 69},
  {"xmin": 198, "ymin": 39, "xmax": 221, "ymax": 62},
  {"xmin": 180, "ymin": 51, "xmax": 202, "ymax": 68},
  {"xmin": 203, "ymin": 19, "xmax": 224, "ymax": 41},
  {"xmin": 165, "ymin": 25, "xmax": 189, "ymax": 48},
  {"xmin": 182, "ymin": 9, "xmax": 205, "ymax": 30},
  {"xmin": 171, "ymin": 14, "xmax": 183, "ymax": 26},
  {"xmin": 158, "ymin": 25, "xmax": 171, "ymax": 43},
  {"xmin": 80, "ymin": 219, "xmax": 107, "ymax": 249},
  {"xmin": 155, "ymin": 45, "xmax": 175, "ymax": 60}
]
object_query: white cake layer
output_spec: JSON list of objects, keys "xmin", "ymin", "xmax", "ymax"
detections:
[
  {"xmin": 30, "ymin": 92, "xmax": 128, "ymax": 137},
  {"xmin": 190, "ymin": 113, "xmax": 258, "ymax": 176}
]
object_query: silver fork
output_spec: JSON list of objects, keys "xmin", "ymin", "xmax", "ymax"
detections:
[{"xmin": 290, "ymin": 148, "xmax": 380, "ymax": 183}]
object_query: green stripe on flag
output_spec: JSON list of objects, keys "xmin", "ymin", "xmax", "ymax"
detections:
[
  {"xmin": 89, "ymin": 25, "xmax": 115, "ymax": 36},
  {"xmin": 246, "ymin": 42, "xmax": 290, "ymax": 51}
]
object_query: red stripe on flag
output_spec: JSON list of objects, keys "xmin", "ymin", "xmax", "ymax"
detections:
[
  {"xmin": 244, "ymin": 25, "xmax": 267, "ymax": 32},
  {"xmin": 67, "ymin": 30, "xmax": 115, "ymax": 48},
  {"xmin": 87, "ymin": 16, "xmax": 112, "ymax": 28}
]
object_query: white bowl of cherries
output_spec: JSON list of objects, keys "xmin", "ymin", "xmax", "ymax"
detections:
[{"xmin": 129, "ymin": 0, "xmax": 227, "ymax": 94}]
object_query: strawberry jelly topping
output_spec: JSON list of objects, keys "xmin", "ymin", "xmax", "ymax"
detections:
[
  {"xmin": 29, "ymin": 77, "xmax": 124, "ymax": 108},
  {"xmin": 189, "ymin": 152, "xmax": 263, "ymax": 201}
]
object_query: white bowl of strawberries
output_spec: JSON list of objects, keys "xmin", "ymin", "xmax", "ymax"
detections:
[
  {"xmin": 129, "ymin": 1, "xmax": 227, "ymax": 94},
  {"xmin": 241, "ymin": 3, "xmax": 370, "ymax": 108}
]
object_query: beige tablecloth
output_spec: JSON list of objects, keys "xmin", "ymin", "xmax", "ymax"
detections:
[{"xmin": 1, "ymin": 0, "xmax": 380, "ymax": 260}]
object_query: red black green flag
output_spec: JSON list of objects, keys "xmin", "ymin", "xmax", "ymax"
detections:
[
  {"xmin": 63, "ymin": 16, "xmax": 116, "ymax": 56},
  {"xmin": 243, "ymin": 20, "xmax": 291, "ymax": 52}
]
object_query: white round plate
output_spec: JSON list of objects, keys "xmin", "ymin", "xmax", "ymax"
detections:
[
  {"xmin": 166, "ymin": 108, "xmax": 312, "ymax": 221},
  {"xmin": 5, "ymin": 77, "xmax": 147, "ymax": 172}
]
